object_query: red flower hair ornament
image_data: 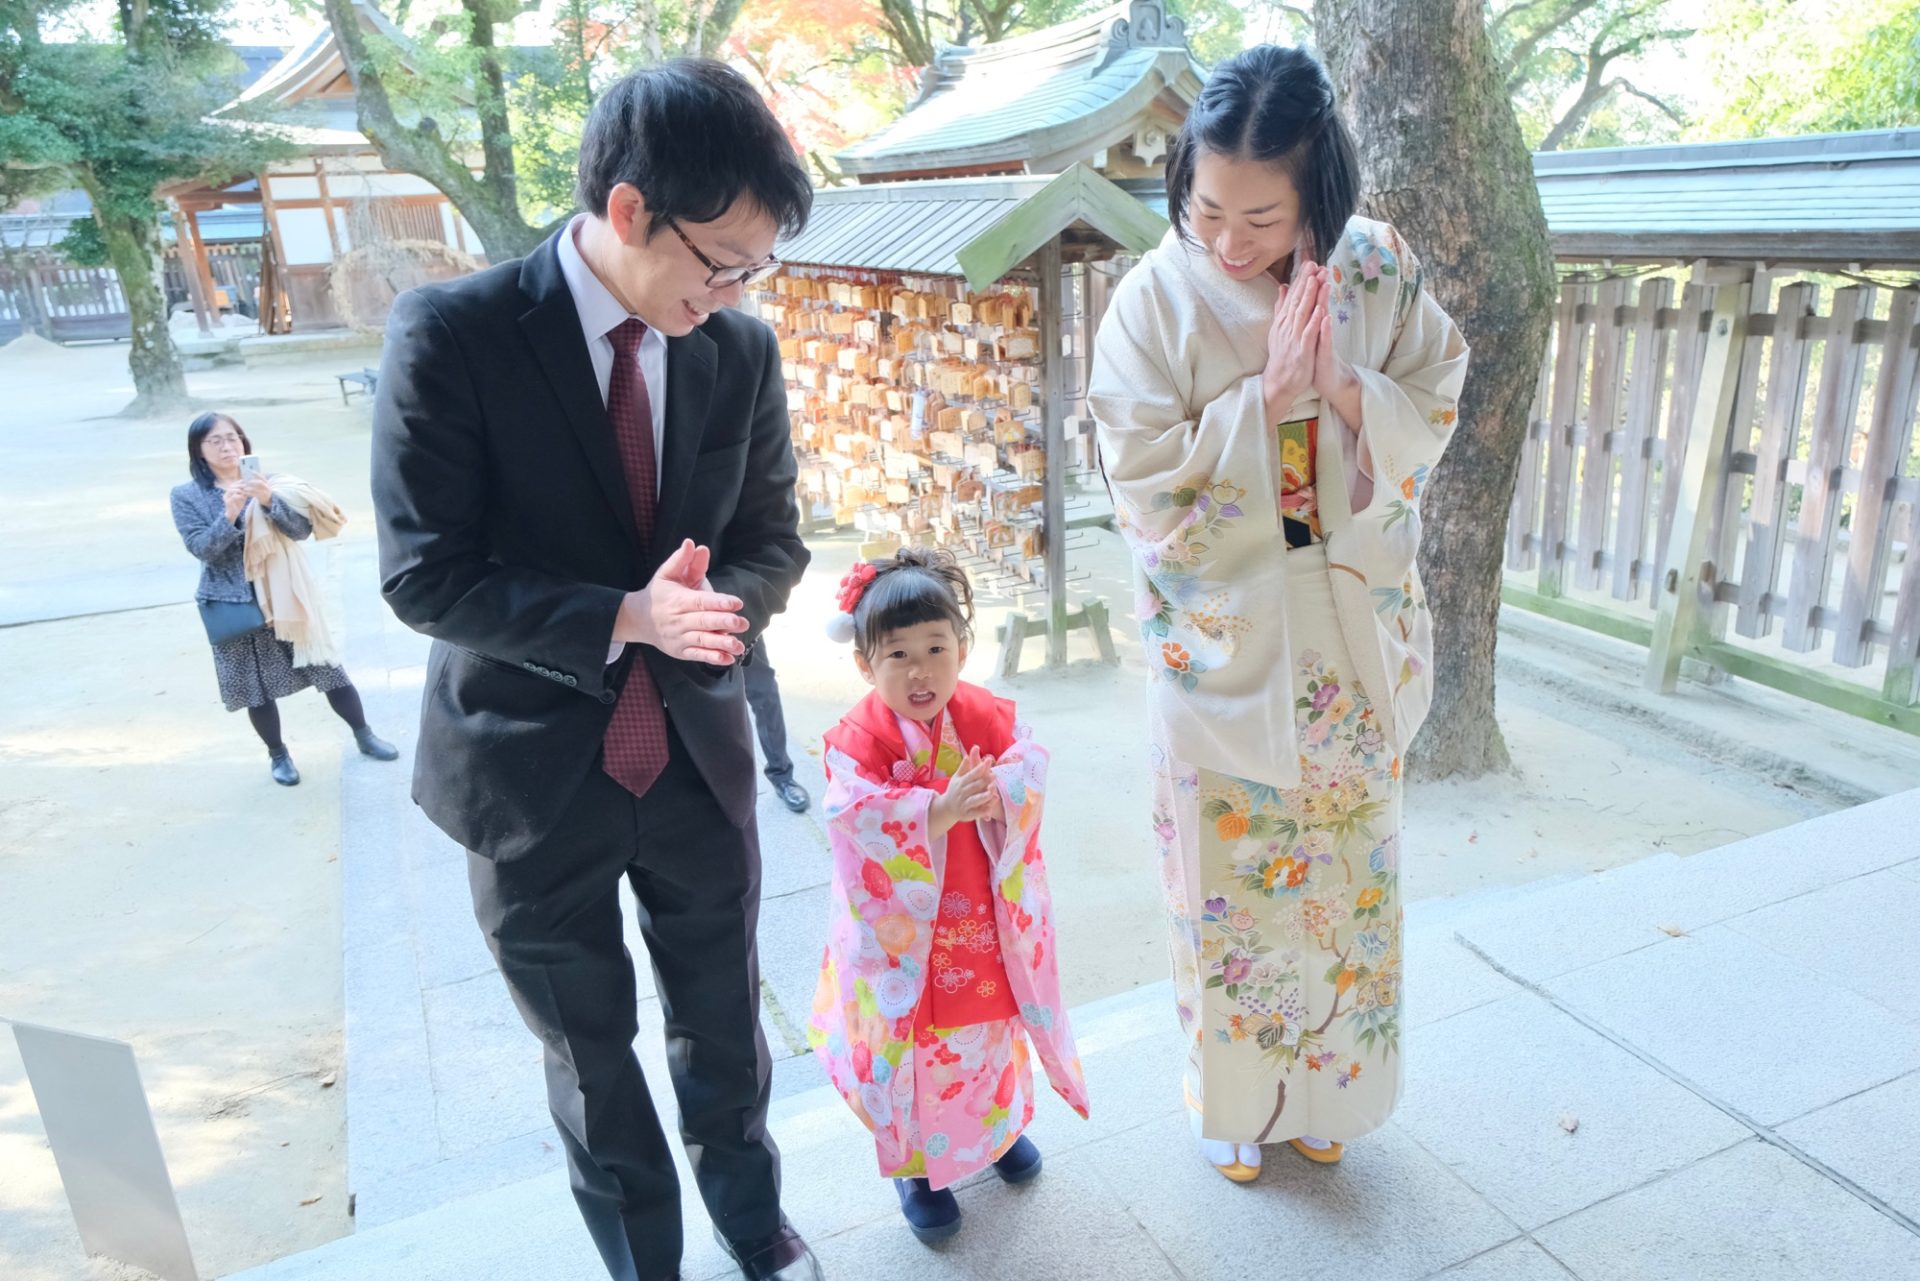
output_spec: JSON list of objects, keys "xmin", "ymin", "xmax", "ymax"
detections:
[{"xmin": 826, "ymin": 561, "xmax": 878, "ymax": 644}]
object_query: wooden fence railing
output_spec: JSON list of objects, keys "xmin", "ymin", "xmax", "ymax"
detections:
[
  {"xmin": 1503, "ymin": 264, "xmax": 1920, "ymax": 734},
  {"xmin": 162, "ymin": 241, "xmax": 265, "ymax": 319},
  {"xmin": 2, "ymin": 241, "xmax": 271, "ymax": 342},
  {"xmin": 0, "ymin": 261, "xmax": 130, "ymax": 342}
]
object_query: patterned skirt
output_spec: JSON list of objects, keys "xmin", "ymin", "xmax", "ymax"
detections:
[
  {"xmin": 896, "ymin": 1018, "xmax": 1034, "ymax": 1191},
  {"xmin": 1150, "ymin": 543, "xmax": 1405, "ymax": 1144},
  {"xmin": 209, "ymin": 626, "xmax": 351, "ymax": 711}
]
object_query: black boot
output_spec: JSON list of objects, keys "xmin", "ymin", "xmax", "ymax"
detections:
[
  {"xmin": 353, "ymin": 725, "xmax": 399, "ymax": 761},
  {"xmin": 993, "ymin": 1134, "xmax": 1043, "ymax": 1184},
  {"xmin": 893, "ymin": 1177, "xmax": 961, "ymax": 1244},
  {"xmin": 269, "ymin": 750, "xmax": 300, "ymax": 786}
]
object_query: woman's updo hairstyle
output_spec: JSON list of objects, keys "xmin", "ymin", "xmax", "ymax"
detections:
[
  {"xmin": 843, "ymin": 547, "xmax": 976, "ymax": 658},
  {"xmin": 1164, "ymin": 44, "xmax": 1362, "ymax": 266}
]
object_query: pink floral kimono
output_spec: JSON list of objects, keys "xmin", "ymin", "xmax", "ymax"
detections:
[{"xmin": 808, "ymin": 682, "xmax": 1089, "ymax": 1189}]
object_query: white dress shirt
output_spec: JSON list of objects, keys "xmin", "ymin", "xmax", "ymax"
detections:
[
  {"xmin": 556, "ymin": 214, "xmax": 667, "ymax": 662},
  {"xmin": 556, "ymin": 214, "xmax": 668, "ymax": 471}
]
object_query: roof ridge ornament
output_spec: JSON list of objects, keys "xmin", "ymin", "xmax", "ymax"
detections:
[{"xmin": 1091, "ymin": 0, "xmax": 1187, "ymax": 75}]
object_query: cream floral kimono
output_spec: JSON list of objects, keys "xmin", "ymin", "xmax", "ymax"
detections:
[{"xmin": 1089, "ymin": 218, "xmax": 1467, "ymax": 1144}]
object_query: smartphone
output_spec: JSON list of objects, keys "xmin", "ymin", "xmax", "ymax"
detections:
[{"xmin": 239, "ymin": 455, "xmax": 262, "ymax": 482}]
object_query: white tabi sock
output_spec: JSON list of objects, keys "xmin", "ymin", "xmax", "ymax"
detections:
[{"xmin": 1189, "ymin": 1107, "xmax": 1239, "ymax": 1168}]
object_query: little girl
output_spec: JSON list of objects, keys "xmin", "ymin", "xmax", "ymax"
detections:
[{"xmin": 807, "ymin": 548, "xmax": 1088, "ymax": 1243}]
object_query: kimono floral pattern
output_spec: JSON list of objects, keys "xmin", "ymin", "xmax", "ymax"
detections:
[
  {"xmin": 1125, "ymin": 474, "xmax": 1254, "ymax": 691},
  {"xmin": 808, "ymin": 690, "xmax": 1089, "ymax": 1190},
  {"xmin": 1094, "ymin": 214, "xmax": 1465, "ymax": 1150},
  {"xmin": 1152, "ymin": 643, "xmax": 1404, "ymax": 1144}
]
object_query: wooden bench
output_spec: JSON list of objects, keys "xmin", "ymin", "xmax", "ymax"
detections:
[{"xmin": 337, "ymin": 368, "xmax": 378, "ymax": 407}]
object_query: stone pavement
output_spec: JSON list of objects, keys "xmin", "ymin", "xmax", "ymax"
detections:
[
  {"xmin": 227, "ymin": 536, "xmax": 1920, "ymax": 1280},
  {"xmin": 8, "ymin": 338, "xmax": 1919, "ymax": 1280}
]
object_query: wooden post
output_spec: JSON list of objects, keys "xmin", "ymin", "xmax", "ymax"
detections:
[
  {"xmin": 1508, "ymin": 343, "xmax": 1551, "ymax": 572},
  {"xmin": 1611, "ymin": 276, "xmax": 1673, "ymax": 601},
  {"xmin": 315, "ymin": 164, "xmax": 343, "ymax": 258},
  {"xmin": 256, "ymin": 171, "xmax": 295, "ymax": 334},
  {"xmin": 1575, "ymin": 277, "xmax": 1626, "ymax": 590},
  {"xmin": 1833, "ymin": 289, "xmax": 1920, "ymax": 667},
  {"xmin": 1733, "ymin": 283, "xmax": 1817, "ymax": 637},
  {"xmin": 1647, "ymin": 274, "xmax": 1752, "ymax": 692},
  {"xmin": 1039, "ymin": 237, "xmax": 1069, "ymax": 668},
  {"xmin": 994, "ymin": 244, "xmax": 1115, "ymax": 676},
  {"xmin": 1698, "ymin": 268, "xmax": 1771, "ymax": 668},
  {"xmin": 1536, "ymin": 280, "xmax": 1586, "ymax": 595},
  {"xmin": 180, "ymin": 204, "xmax": 222, "ymax": 334},
  {"xmin": 1884, "ymin": 498, "xmax": 1920, "ymax": 709},
  {"xmin": 1652, "ymin": 265, "xmax": 1711, "ymax": 586},
  {"xmin": 1782, "ymin": 287, "xmax": 1872, "ymax": 653}
]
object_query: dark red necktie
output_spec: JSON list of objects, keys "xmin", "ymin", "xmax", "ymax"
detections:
[{"xmin": 602, "ymin": 318, "xmax": 669, "ymax": 798}]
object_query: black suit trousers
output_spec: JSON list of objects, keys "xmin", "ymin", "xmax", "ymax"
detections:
[
  {"xmin": 742, "ymin": 642, "xmax": 794, "ymax": 784},
  {"xmin": 466, "ymin": 728, "xmax": 780, "ymax": 1281}
]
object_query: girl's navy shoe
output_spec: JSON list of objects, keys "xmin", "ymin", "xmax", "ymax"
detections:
[
  {"xmin": 893, "ymin": 1177, "xmax": 961, "ymax": 1243},
  {"xmin": 992, "ymin": 1135, "xmax": 1043, "ymax": 1184}
]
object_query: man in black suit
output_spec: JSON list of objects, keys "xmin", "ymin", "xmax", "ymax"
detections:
[{"xmin": 371, "ymin": 60, "xmax": 820, "ymax": 1281}]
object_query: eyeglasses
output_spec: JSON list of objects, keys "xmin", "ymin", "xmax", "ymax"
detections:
[{"xmin": 667, "ymin": 219, "xmax": 782, "ymax": 289}]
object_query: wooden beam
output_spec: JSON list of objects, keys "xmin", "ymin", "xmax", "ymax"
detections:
[
  {"xmin": 1647, "ymin": 274, "xmax": 1753, "ymax": 691},
  {"xmin": 170, "ymin": 200, "xmax": 216, "ymax": 335},
  {"xmin": 255, "ymin": 175, "xmax": 295, "ymax": 334},
  {"xmin": 1690, "ymin": 639, "xmax": 1920, "ymax": 736},
  {"xmin": 1039, "ymin": 237, "xmax": 1068, "ymax": 668},
  {"xmin": 1551, "ymin": 230, "xmax": 1920, "ymax": 267},
  {"xmin": 183, "ymin": 205, "xmax": 221, "ymax": 334},
  {"xmin": 315, "ymin": 165, "xmax": 343, "ymax": 258}
]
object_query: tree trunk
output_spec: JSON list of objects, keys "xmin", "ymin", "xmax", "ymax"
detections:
[
  {"xmin": 93, "ymin": 196, "xmax": 188, "ymax": 414},
  {"xmin": 322, "ymin": 0, "xmax": 551, "ymax": 260},
  {"xmin": 1316, "ymin": 0, "xmax": 1556, "ymax": 779},
  {"xmin": 460, "ymin": 0, "xmax": 519, "ymax": 206}
]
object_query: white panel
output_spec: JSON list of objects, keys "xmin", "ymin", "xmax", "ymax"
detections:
[
  {"xmin": 11, "ymin": 1022, "xmax": 200, "ymax": 1281},
  {"xmin": 440, "ymin": 203, "xmax": 457, "ymax": 244},
  {"xmin": 278, "ymin": 207, "xmax": 336, "ymax": 265},
  {"xmin": 269, "ymin": 176, "xmax": 321, "ymax": 201},
  {"xmin": 456, "ymin": 212, "xmax": 482, "ymax": 257},
  {"xmin": 324, "ymin": 171, "xmax": 440, "ymax": 199}
]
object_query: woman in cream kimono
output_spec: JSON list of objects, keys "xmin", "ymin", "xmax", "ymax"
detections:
[{"xmin": 1089, "ymin": 45, "xmax": 1468, "ymax": 1181}]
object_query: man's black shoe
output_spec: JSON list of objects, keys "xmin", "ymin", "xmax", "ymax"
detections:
[{"xmin": 712, "ymin": 1216, "xmax": 823, "ymax": 1280}]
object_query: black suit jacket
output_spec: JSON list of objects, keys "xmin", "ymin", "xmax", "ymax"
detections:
[{"xmin": 371, "ymin": 233, "xmax": 809, "ymax": 860}]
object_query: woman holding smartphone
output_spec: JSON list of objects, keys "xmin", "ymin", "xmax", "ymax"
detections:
[{"xmin": 170, "ymin": 411, "xmax": 398, "ymax": 785}]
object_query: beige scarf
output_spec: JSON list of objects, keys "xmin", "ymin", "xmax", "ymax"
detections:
[{"xmin": 243, "ymin": 475, "xmax": 347, "ymax": 669}]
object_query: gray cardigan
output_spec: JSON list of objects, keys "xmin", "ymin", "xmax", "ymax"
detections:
[{"xmin": 170, "ymin": 480, "xmax": 312, "ymax": 604}]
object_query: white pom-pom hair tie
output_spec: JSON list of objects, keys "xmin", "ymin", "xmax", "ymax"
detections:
[{"xmin": 827, "ymin": 561, "xmax": 879, "ymax": 645}]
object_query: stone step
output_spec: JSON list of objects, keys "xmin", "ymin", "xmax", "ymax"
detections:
[
  {"xmin": 229, "ymin": 980, "xmax": 1182, "ymax": 1281},
  {"xmin": 1401, "ymin": 868, "xmax": 1596, "ymax": 934},
  {"xmin": 1452, "ymin": 789, "xmax": 1919, "ymax": 985}
]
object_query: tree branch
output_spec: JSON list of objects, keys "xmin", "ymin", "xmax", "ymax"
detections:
[
  {"xmin": 320, "ymin": 0, "xmax": 538, "ymax": 257},
  {"xmin": 458, "ymin": 0, "xmax": 518, "ymax": 213},
  {"xmin": 685, "ymin": 0, "xmax": 746, "ymax": 57},
  {"xmin": 1500, "ymin": 0, "xmax": 1603, "ymax": 88},
  {"xmin": 1614, "ymin": 76, "xmax": 1686, "ymax": 123},
  {"xmin": 1490, "ymin": 0, "xmax": 1559, "ymax": 42}
]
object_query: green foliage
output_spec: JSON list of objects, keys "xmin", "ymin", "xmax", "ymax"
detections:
[
  {"xmin": 1690, "ymin": 0, "xmax": 1920, "ymax": 139},
  {"xmin": 1172, "ymin": 0, "xmax": 1248, "ymax": 66},
  {"xmin": 56, "ymin": 214, "xmax": 109, "ymax": 266},
  {"xmin": 508, "ymin": 54, "xmax": 590, "ymax": 223},
  {"xmin": 0, "ymin": 6, "xmax": 292, "ymax": 221}
]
